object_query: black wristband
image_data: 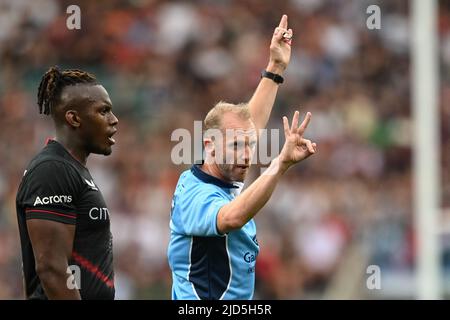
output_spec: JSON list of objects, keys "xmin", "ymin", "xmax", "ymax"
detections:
[{"xmin": 261, "ymin": 70, "xmax": 284, "ymax": 84}]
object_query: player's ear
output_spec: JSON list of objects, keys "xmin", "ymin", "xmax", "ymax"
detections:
[{"xmin": 65, "ymin": 110, "xmax": 81, "ymax": 128}]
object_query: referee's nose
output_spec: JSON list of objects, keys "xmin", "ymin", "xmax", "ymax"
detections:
[{"xmin": 242, "ymin": 143, "xmax": 252, "ymax": 164}]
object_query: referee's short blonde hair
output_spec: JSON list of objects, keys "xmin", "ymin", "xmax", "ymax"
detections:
[{"xmin": 204, "ymin": 101, "xmax": 251, "ymax": 131}]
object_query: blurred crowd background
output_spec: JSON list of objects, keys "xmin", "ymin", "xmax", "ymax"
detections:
[{"xmin": 0, "ymin": 0, "xmax": 449, "ymax": 299}]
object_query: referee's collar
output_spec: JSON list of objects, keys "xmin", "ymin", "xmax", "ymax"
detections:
[{"xmin": 191, "ymin": 165, "xmax": 239, "ymax": 189}]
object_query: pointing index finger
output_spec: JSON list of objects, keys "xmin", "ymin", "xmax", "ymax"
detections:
[{"xmin": 279, "ymin": 14, "xmax": 288, "ymax": 29}]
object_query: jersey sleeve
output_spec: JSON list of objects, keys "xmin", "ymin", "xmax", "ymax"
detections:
[
  {"xmin": 20, "ymin": 161, "xmax": 81, "ymax": 225},
  {"xmin": 174, "ymin": 185, "xmax": 229, "ymax": 237}
]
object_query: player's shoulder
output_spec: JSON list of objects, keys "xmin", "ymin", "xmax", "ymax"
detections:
[
  {"xmin": 23, "ymin": 148, "xmax": 81, "ymax": 184},
  {"xmin": 26, "ymin": 158, "xmax": 70, "ymax": 177}
]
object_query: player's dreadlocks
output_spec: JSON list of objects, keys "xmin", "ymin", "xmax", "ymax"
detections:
[{"xmin": 37, "ymin": 66, "xmax": 97, "ymax": 115}]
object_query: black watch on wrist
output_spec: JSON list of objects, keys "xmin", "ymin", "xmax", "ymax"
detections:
[{"xmin": 261, "ymin": 70, "xmax": 284, "ymax": 84}]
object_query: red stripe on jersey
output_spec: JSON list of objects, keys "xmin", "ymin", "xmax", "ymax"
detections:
[
  {"xmin": 25, "ymin": 209, "xmax": 76, "ymax": 219},
  {"xmin": 44, "ymin": 137, "xmax": 55, "ymax": 145},
  {"xmin": 71, "ymin": 251, "xmax": 114, "ymax": 288}
]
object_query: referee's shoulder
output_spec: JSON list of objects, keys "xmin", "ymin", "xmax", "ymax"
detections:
[{"xmin": 177, "ymin": 170, "xmax": 213, "ymax": 192}]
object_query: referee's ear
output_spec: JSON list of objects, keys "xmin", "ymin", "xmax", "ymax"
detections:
[
  {"xmin": 204, "ymin": 138, "xmax": 215, "ymax": 157},
  {"xmin": 65, "ymin": 110, "xmax": 81, "ymax": 128}
]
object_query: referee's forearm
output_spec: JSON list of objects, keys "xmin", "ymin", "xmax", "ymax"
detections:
[
  {"xmin": 217, "ymin": 157, "xmax": 287, "ymax": 233},
  {"xmin": 248, "ymin": 70, "xmax": 283, "ymax": 131}
]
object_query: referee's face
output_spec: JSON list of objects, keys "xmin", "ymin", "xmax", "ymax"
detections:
[
  {"xmin": 216, "ymin": 113, "xmax": 256, "ymax": 183},
  {"xmin": 76, "ymin": 85, "xmax": 119, "ymax": 156}
]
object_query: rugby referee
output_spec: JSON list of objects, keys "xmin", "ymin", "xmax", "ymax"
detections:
[{"xmin": 167, "ymin": 15, "xmax": 316, "ymax": 300}]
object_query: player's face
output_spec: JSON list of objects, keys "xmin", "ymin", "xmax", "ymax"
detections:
[
  {"xmin": 79, "ymin": 85, "xmax": 118, "ymax": 156},
  {"xmin": 215, "ymin": 113, "xmax": 257, "ymax": 183}
]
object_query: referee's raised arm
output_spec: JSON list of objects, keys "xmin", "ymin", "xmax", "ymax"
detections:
[{"xmin": 248, "ymin": 14, "xmax": 293, "ymax": 133}]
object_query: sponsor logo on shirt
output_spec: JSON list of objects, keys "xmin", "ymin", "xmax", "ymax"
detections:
[
  {"xmin": 89, "ymin": 207, "xmax": 110, "ymax": 220},
  {"xmin": 244, "ymin": 251, "xmax": 257, "ymax": 263},
  {"xmin": 33, "ymin": 195, "xmax": 73, "ymax": 206}
]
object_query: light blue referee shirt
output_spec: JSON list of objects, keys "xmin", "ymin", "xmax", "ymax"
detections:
[{"xmin": 167, "ymin": 165, "xmax": 259, "ymax": 300}]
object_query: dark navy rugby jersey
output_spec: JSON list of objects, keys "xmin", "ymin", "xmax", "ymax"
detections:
[{"xmin": 16, "ymin": 140, "xmax": 114, "ymax": 300}]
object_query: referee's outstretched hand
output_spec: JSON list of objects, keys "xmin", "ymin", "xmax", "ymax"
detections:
[
  {"xmin": 279, "ymin": 111, "xmax": 317, "ymax": 167},
  {"xmin": 269, "ymin": 14, "xmax": 293, "ymax": 72}
]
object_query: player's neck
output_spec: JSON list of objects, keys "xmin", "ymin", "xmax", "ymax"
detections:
[{"xmin": 54, "ymin": 135, "xmax": 88, "ymax": 167}]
